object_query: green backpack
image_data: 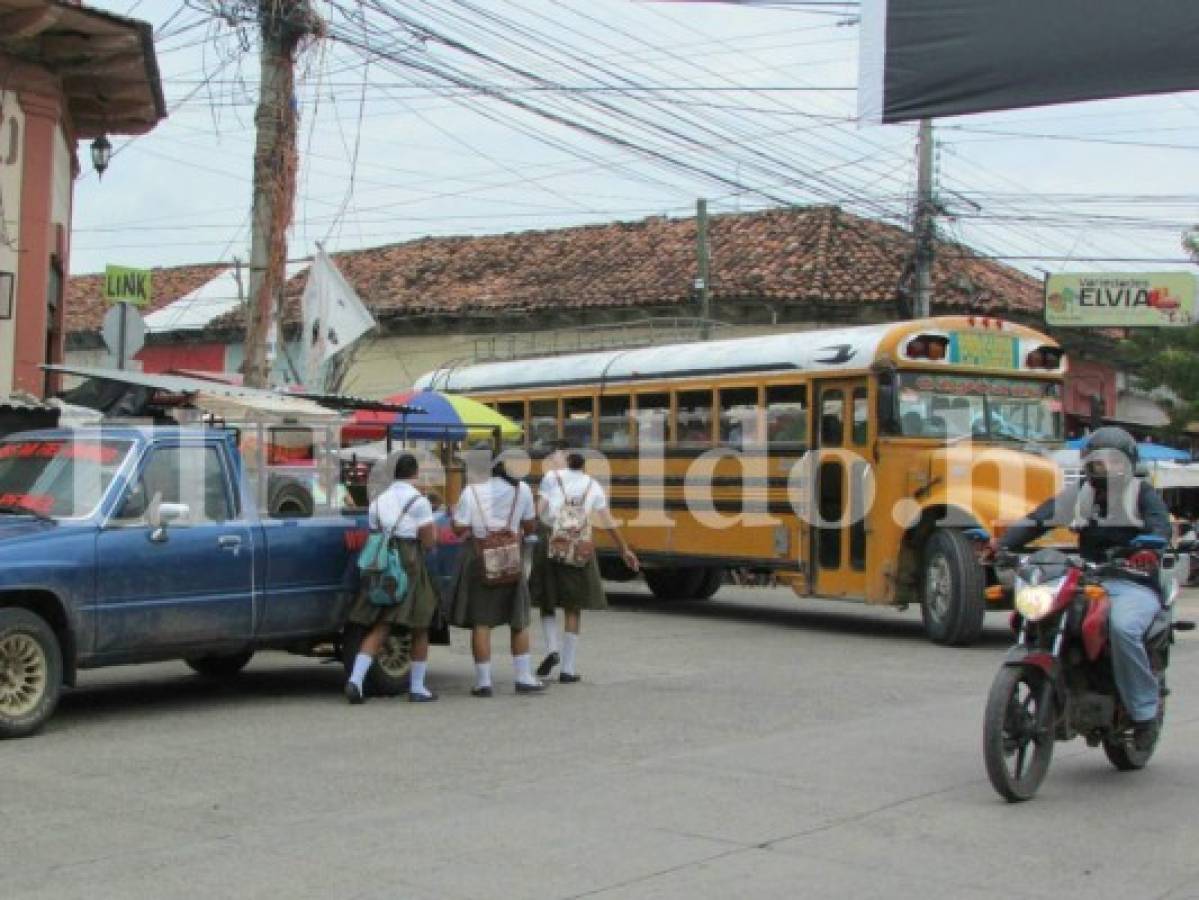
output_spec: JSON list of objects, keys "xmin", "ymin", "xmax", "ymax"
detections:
[{"xmin": 357, "ymin": 495, "xmax": 419, "ymax": 607}]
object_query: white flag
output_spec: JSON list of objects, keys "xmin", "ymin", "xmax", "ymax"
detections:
[{"xmin": 302, "ymin": 248, "xmax": 376, "ymax": 387}]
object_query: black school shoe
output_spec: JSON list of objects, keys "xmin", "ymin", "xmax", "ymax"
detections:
[
  {"xmin": 559, "ymin": 673, "xmax": 582, "ymax": 684},
  {"xmin": 344, "ymin": 682, "xmax": 365, "ymax": 705},
  {"xmin": 536, "ymin": 652, "xmax": 560, "ymax": 679},
  {"xmin": 1132, "ymin": 719, "xmax": 1160, "ymax": 752},
  {"xmin": 408, "ymin": 690, "xmax": 439, "ymax": 703},
  {"xmin": 471, "ymin": 686, "xmax": 494, "ymax": 698},
  {"xmin": 515, "ymin": 680, "xmax": 546, "ymax": 694}
]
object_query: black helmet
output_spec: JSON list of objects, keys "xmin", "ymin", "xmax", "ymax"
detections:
[{"xmin": 1083, "ymin": 426, "xmax": 1139, "ymax": 466}]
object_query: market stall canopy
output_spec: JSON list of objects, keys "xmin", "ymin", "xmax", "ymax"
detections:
[
  {"xmin": 1148, "ymin": 462, "xmax": 1199, "ymax": 491},
  {"xmin": 44, "ymin": 364, "xmax": 421, "ymax": 423},
  {"xmin": 346, "ymin": 390, "xmax": 521, "ymax": 442},
  {"xmin": 1064, "ymin": 438, "xmax": 1190, "ymax": 463}
]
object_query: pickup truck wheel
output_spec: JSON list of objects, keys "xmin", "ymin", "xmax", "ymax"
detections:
[
  {"xmin": 185, "ymin": 650, "xmax": 254, "ymax": 678},
  {"xmin": 341, "ymin": 625, "xmax": 413, "ymax": 697},
  {"xmin": 0, "ymin": 609, "xmax": 62, "ymax": 739}
]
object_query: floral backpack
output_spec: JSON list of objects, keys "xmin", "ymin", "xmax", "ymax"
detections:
[{"xmin": 547, "ymin": 472, "xmax": 595, "ymax": 568}]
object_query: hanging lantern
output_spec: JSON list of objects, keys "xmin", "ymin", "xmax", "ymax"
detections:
[{"xmin": 90, "ymin": 135, "xmax": 112, "ymax": 178}]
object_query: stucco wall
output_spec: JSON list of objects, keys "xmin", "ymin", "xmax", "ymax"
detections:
[
  {"xmin": 50, "ymin": 123, "xmax": 71, "ymax": 239},
  {"xmin": 0, "ymin": 90, "xmax": 23, "ymax": 396},
  {"xmin": 335, "ymin": 322, "xmax": 804, "ymax": 398}
]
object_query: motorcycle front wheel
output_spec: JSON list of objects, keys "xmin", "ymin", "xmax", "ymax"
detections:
[{"xmin": 983, "ymin": 666, "xmax": 1056, "ymax": 802}]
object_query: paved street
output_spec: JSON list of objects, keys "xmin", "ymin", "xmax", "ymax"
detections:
[{"xmin": 6, "ymin": 585, "xmax": 1199, "ymax": 900}]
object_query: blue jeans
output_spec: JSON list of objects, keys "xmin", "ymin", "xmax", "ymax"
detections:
[{"xmin": 1106, "ymin": 578, "xmax": 1163, "ymax": 722}]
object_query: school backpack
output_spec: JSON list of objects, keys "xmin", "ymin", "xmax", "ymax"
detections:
[
  {"xmin": 357, "ymin": 494, "xmax": 420, "ymax": 607},
  {"xmin": 473, "ymin": 486, "xmax": 523, "ymax": 587},
  {"xmin": 547, "ymin": 472, "xmax": 595, "ymax": 568}
]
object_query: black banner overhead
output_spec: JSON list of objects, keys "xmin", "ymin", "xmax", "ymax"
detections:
[{"xmin": 858, "ymin": 0, "xmax": 1199, "ymax": 124}]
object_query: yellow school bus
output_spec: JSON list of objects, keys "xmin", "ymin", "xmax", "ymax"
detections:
[{"xmin": 416, "ymin": 316, "xmax": 1067, "ymax": 645}]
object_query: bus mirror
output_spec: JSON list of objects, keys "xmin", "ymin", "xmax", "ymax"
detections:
[{"xmin": 877, "ymin": 382, "xmax": 898, "ymax": 433}]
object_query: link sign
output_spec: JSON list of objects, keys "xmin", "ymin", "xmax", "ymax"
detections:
[
  {"xmin": 1045, "ymin": 272, "xmax": 1197, "ymax": 327},
  {"xmin": 103, "ymin": 264, "xmax": 152, "ymax": 307}
]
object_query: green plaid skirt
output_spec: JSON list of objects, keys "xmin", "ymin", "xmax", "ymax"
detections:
[
  {"xmin": 447, "ymin": 539, "xmax": 532, "ymax": 630},
  {"xmin": 529, "ymin": 524, "xmax": 607, "ymax": 614},
  {"xmin": 347, "ymin": 539, "xmax": 439, "ymax": 629}
]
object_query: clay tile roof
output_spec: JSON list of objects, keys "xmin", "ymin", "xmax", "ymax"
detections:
[
  {"xmin": 65, "ymin": 262, "xmax": 229, "ymax": 334},
  {"xmin": 67, "ymin": 206, "xmax": 1043, "ymax": 336}
]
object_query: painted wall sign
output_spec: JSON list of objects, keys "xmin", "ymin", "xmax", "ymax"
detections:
[
  {"xmin": 1045, "ymin": 272, "xmax": 1197, "ymax": 327},
  {"xmin": 103, "ymin": 264, "xmax": 152, "ymax": 306}
]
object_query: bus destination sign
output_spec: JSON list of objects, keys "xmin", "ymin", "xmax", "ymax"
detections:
[{"xmin": 948, "ymin": 333, "xmax": 1018, "ymax": 369}]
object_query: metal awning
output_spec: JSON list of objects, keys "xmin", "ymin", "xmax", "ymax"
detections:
[{"xmin": 1110, "ymin": 393, "xmax": 1170, "ymax": 429}]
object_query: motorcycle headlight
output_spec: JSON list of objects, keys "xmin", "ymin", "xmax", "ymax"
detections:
[{"xmin": 1015, "ymin": 585, "xmax": 1057, "ymax": 622}]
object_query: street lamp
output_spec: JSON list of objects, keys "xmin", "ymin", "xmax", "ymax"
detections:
[{"xmin": 90, "ymin": 135, "xmax": 112, "ymax": 178}]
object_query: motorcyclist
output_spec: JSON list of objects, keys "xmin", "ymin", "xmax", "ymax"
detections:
[{"xmin": 997, "ymin": 426, "xmax": 1172, "ymax": 751}]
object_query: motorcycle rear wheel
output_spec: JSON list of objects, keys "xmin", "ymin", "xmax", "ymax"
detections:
[
  {"xmin": 1103, "ymin": 696, "xmax": 1165, "ymax": 771},
  {"xmin": 983, "ymin": 666, "xmax": 1055, "ymax": 802}
]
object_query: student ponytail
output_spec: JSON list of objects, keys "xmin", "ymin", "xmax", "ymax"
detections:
[{"xmin": 491, "ymin": 460, "xmax": 519, "ymax": 487}]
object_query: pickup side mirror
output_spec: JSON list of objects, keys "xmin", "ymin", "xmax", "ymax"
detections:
[{"xmin": 149, "ymin": 501, "xmax": 190, "ymax": 543}]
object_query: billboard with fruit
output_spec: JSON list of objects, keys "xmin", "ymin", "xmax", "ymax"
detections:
[{"xmin": 1044, "ymin": 272, "xmax": 1197, "ymax": 327}]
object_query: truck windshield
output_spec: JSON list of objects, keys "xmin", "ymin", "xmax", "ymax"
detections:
[
  {"xmin": 898, "ymin": 374, "xmax": 1063, "ymax": 443},
  {"xmin": 0, "ymin": 438, "xmax": 132, "ymax": 518}
]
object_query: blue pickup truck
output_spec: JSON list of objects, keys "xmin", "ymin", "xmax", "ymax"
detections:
[{"xmin": 0, "ymin": 425, "xmax": 407, "ymax": 738}]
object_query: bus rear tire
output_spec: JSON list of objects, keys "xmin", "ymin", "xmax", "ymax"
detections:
[
  {"xmin": 920, "ymin": 529, "xmax": 986, "ymax": 646},
  {"xmin": 644, "ymin": 567, "xmax": 706, "ymax": 601},
  {"xmin": 693, "ymin": 567, "xmax": 724, "ymax": 600}
]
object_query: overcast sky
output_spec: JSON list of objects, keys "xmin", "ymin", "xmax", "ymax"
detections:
[{"xmin": 73, "ymin": 1, "xmax": 1198, "ymax": 281}]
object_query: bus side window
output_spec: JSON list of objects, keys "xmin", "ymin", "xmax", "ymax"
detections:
[
  {"xmin": 599, "ymin": 395, "xmax": 632, "ymax": 448},
  {"xmin": 496, "ymin": 401, "xmax": 526, "ymax": 447},
  {"xmin": 852, "ymin": 387, "xmax": 869, "ymax": 446},
  {"xmin": 529, "ymin": 399, "xmax": 558, "ymax": 449},
  {"xmin": 677, "ymin": 390, "xmax": 713, "ymax": 447},
  {"xmin": 564, "ymin": 397, "xmax": 595, "ymax": 448},
  {"xmin": 767, "ymin": 384, "xmax": 807, "ymax": 447},
  {"xmin": 820, "ymin": 390, "xmax": 844, "ymax": 447},
  {"xmin": 634, "ymin": 393, "xmax": 670, "ymax": 446},
  {"xmin": 719, "ymin": 387, "xmax": 760, "ymax": 448}
]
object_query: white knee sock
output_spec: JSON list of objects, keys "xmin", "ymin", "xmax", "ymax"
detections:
[
  {"xmin": 562, "ymin": 632, "xmax": 579, "ymax": 675},
  {"xmin": 513, "ymin": 653, "xmax": 538, "ymax": 685},
  {"xmin": 410, "ymin": 660, "xmax": 429, "ymax": 696},
  {"xmin": 541, "ymin": 615, "xmax": 560, "ymax": 654},
  {"xmin": 474, "ymin": 661, "xmax": 492, "ymax": 689},
  {"xmin": 350, "ymin": 652, "xmax": 372, "ymax": 688}
]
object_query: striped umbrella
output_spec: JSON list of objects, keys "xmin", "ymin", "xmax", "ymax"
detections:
[{"xmin": 347, "ymin": 390, "xmax": 521, "ymax": 442}]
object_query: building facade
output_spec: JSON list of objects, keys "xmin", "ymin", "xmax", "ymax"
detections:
[
  {"xmin": 0, "ymin": 0, "xmax": 164, "ymax": 398},
  {"xmin": 64, "ymin": 205, "xmax": 1151, "ymax": 432}
]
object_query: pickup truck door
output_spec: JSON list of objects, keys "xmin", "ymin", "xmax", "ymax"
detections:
[
  {"xmin": 94, "ymin": 441, "xmax": 255, "ymax": 656},
  {"xmin": 257, "ymin": 514, "xmax": 360, "ymax": 637}
]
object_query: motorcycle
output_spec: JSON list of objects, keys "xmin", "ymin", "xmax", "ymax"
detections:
[{"xmin": 982, "ymin": 536, "xmax": 1194, "ymax": 802}]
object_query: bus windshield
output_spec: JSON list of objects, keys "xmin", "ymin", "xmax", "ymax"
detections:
[
  {"xmin": 0, "ymin": 438, "xmax": 132, "ymax": 518},
  {"xmin": 897, "ymin": 374, "xmax": 1063, "ymax": 443}
]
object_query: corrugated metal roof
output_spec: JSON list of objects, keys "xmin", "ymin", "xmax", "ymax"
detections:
[
  {"xmin": 143, "ymin": 262, "xmax": 311, "ymax": 334},
  {"xmin": 0, "ymin": 393, "xmax": 55, "ymax": 413}
]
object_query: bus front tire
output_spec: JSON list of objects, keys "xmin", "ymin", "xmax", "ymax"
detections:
[{"xmin": 920, "ymin": 529, "xmax": 986, "ymax": 646}]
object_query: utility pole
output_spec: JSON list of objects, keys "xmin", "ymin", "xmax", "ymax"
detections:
[
  {"xmin": 242, "ymin": 1, "xmax": 321, "ymax": 388},
  {"xmin": 911, "ymin": 117, "xmax": 935, "ymax": 320},
  {"xmin": 696, "ymin": 198, "xmax": 711, "ymax": 340}
]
